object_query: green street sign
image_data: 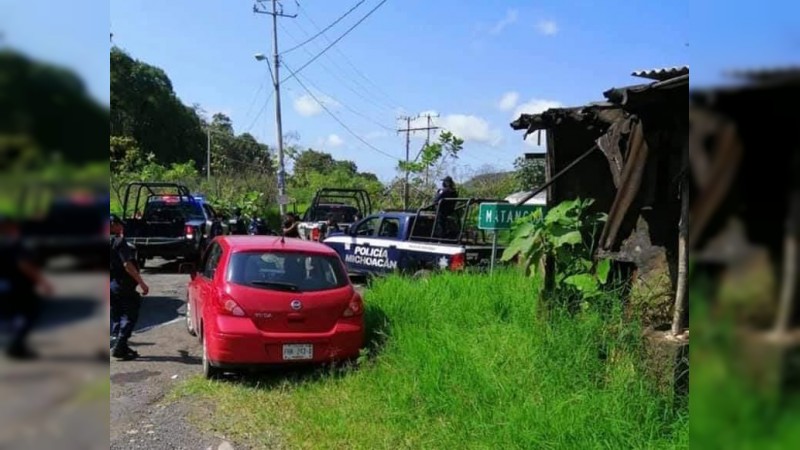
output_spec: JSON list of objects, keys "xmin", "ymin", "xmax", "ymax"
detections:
[{"xmin": 478, "ymin": 202, "xmax": 543, "ymax": 230}]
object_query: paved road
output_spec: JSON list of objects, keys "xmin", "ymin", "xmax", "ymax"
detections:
[
  {"xmin": 110, "ymin": 259, "xmax": 244, "ymax": 450},
  {"xmin": 0, "ymin": 272, "xmax": 109, "ymax": 450}
]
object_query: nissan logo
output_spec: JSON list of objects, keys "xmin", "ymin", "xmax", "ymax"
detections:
[{"xmin": 290, "ymin": 300, "xmax": 302, "ymax": 311}]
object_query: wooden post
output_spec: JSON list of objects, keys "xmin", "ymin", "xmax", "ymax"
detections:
[
  {"xmin": 671, "ymin": 142, "xmax": 689, "ymax": 336},
  {"xmin": 773, "ymin": 189, "xmax": 800, "ymax": 334}
]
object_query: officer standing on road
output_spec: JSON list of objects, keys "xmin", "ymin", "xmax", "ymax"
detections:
[
  {"xmin": 0, "ymin": 216, "xmax": 53, "ymax": 360},
  {"xmin": 110, "ymin": 215, "xmax": 149, "ymax": 360}
]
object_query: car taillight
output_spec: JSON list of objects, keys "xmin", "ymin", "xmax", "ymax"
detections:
[
  {"xmin": 450, "ymin": 253, "xmax": 465, "ymax": 271},
  {"xmin": 218, "ymin": 294, "xmax": 246, "ymax": 317},
  {"xmin": 311, "ymin": 227, "xmax": 320, "ymax": 241},
  {"xmin": 342, "ymin": 293, "xmax": 364, "ymax": 318},
  {"xmin": 185, "ymin": 225, "xmax": 194, "ymax": 239}
]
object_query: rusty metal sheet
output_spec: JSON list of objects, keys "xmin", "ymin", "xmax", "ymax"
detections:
[
  {"xmin": 631, "ymin": 66, "xmax": 689, "ymax": 81},
  {"xmin": 598, "ymin": 117, "xmax": 649, "ymax": 250}
]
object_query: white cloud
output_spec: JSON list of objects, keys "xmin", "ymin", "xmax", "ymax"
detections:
[
  {"xmin": 489, "ymin": 9, "xmax": 518, "ymax": 35},
  {"xmin": 326, "ymin": 134, "xmax": 344, "ymax": 148},
  {"xmin": 536, "ymin": 19, "xmax": 559, "ymax": 36},
  {"xmin": 293, "ymin": 93, "xmax": 339, "ymax": 117},
  {"xmin": 510, "ymin": 99, "xmax": 563, "ymax": 148},
  {"xmin": 497, "ymin": 91, "xmax": 519, "ymax": 111},
  {"xmin": 406, "ymin": 112, "xmax": 503, "ymax": 147},
  {"xmin": 511, "ymin": 98, "xmax": 563, "ymax": 121}
]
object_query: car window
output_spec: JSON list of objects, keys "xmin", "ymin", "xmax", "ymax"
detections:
[
  {"xmin": 145, "ymin": 199, "xmax": 205, "ymax": 221},
  {"xmin": 307, "ymin": 205, "xmax": 358, "ymax": 222},
  {"xmin": 354, "ymin": 217, "xmax": 379, "ymax": 236},
  {"xmin": 227, "ymin": 251, "xmax": 348, "ymax": 292},
  {"xmin": 203, "ymin": 243, "xmax": 223, "ymax": 279},
  {"xmin": 377, "ymin": 218, "xmax": 400, "ymax": 238}
]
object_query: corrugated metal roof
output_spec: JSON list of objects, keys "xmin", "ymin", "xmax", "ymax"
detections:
[
  {"xmin": 631, "ymin": 66, "xmax": 689, "ymax": 81},
  {"xmin": 725, "ymin": 66, "xmax": 800, "ymax": 83}
]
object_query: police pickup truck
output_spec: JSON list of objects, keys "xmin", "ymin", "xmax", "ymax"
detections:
[
  {"xmin": 298, "ymin": 188, "xmax": 371, "ymax": 241},
  {"xmin": 323, "ymin": 198, "xmax": 504, "ymax": 277},
  {"xmin": 121, "ymin": 182, "xmax": 220, "ymax": 268}
]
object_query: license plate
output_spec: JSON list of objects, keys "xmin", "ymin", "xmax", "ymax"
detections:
[{"xmin": 282, "ymin": 344, "xmax": 313, "ymax": 360}]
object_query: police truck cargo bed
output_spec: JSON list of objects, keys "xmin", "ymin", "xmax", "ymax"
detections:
[
  {"xmin": 323, "ymin": 198, "xmax": 507, "ymax": 277},
  {"xmin": 120, "ymin": 182, "xmax": 211, "ymax": 266}
]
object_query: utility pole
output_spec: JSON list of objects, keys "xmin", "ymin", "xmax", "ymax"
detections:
[
  {"xmin": 254, "ymin": 0, "xmax": 296, "ymax": 216},
  {"xmin": 207, "ymin": 126, "xmax": 211, "ymax": 181},
  {"xmin": 397, "ymin": 114, "xmax": 439, "ymax": 210}
]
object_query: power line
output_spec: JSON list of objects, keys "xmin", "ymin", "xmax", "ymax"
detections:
[
  {"xmin": 295, "ymin": 71, "xmax": 395, "ymax": 132},
  {"xmin": 281, "ymin": 0, "xmax": 388, "ymax": 84},
  {"xmin": 244, "ymin": 88, "xmax": 275, "ymax": 135},
  {"xmin": 285, "ymin": 61, "xmax": 398, "ymax": 161},
  {"xmin": 281, "ymin": 0, "xmax": 366, "ymax": 55},
  {"xmin": 296, "ymin": 2, "xmax": 404, "ymax": 110},
  {"xmin": 280, "ymin": 22, "xmax": 397, "ymax": 117},
  {"xmin": 241, "ymin": 78, "xmax": 267, "ymax": 127}
]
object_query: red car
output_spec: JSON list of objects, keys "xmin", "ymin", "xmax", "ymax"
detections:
[{"xmin": 186, "ymin": 236, "xmax": 365, "ymax": 378}]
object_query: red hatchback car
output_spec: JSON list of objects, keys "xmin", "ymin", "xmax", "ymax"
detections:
[{"xmin": 186, "ymin": 236, "xmax": 365, "ymax": 378}]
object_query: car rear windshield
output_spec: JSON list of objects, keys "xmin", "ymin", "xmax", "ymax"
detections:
[
  {"xmin": 305, "ymin": 205, "xmax": 358, "ymax": 223},
  {"xmin": 144, "ymin": 200, "xmax": 205, "ymax": 222},
  {"xmin": 227, "ymin": 251, "xmax": 348, "ymax": 292}
]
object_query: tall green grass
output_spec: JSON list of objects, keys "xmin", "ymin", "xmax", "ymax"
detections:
[{"xmin": 176, "ymin": 272, "xmax": 687, "ymax": 449}]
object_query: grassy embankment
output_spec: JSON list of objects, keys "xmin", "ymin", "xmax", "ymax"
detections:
[{"xmin": 174, "ymin": 271, "xmax": 688, "ymax": 449}]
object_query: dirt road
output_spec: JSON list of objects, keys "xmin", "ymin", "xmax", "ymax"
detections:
[{"xmin": 109, "ymin": 259, "xmax": 244, "ymax": 450}]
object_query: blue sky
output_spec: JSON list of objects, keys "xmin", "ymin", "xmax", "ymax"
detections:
[
  {"xmin": 107, "ymin": 0, "xmax": 693, "ymax": 181},
  {"xmin": 4, "ymin": 1, "xmax": 797, "ymax": 181}
]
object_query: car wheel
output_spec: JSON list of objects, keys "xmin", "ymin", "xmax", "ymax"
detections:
[
  {"xmin": 202, "ymin": 330, "xmax": 222, "ymax": 380},
  {"xmin": 185, "ymin": 297, "xmax": 196, "ymax": 336}
]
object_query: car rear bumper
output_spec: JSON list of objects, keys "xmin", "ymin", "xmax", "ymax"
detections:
[{"xmin": 207, "ymin": 318, "xmax": 364, "ymax": 366}]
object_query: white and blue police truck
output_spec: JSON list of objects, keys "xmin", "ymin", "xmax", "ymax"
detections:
[{"xmin": 323, "ymin": 198, "xmax": 506, "ymax": 278}]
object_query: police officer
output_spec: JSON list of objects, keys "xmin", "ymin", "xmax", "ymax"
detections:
[
  {"xmin": 0, "ymin": 216, "xmax": 53, "ymax": 359},
  {"xmin": 320, "ymin": 213, "xmax": 339, "ymax": 239},
  {"xmin": 110, "ymin": 215, "xmax": 149, "ymax": 360},
  {"xmin": 228, "ymin": 207, "xmax": 248, "ymax": 235},
  {"xmin": 433, "ymin": 176, "xmax": 459, "ymax": 238},
  {"xmin": 282, "ymin": 213, "xmax": 300, "ymax": 238}
]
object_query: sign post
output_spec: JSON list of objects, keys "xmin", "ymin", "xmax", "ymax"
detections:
[
  {"xmin": 490, "ymin": 231, "xmax": 498, "ymax": 274},
  {"xmin": 478, "ymin": 202, "xmax": 545, "ymax": 274}
]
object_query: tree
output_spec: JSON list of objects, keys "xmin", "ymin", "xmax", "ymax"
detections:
[
  {"xmin": 513, "ymin": 156, "xmax": 546, "ymax": 190},
  {"xmin": 0, "ymin": 50, "xmax": 109, "ymax": 164},
  {"xmin": 111, "ymin": 46, "xmax": 206, "ymax": 166},
  {"xmin": 398, "ymin": 130, "xmax": 463, "ymax": 174}
]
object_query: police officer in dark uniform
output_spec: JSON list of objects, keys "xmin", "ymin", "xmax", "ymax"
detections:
[
  {"xmin": 0, "ymin": 215, "xmax": 52, "ymax": 359},
  {"xmin": 110, "ymin": 215, "xmax": 149, "ymax": 360},
  {"xmin": 433, "ymin": 176, "xmax": 459, "ymax": 238},
  {"xmin": 282, "ymin": 213, "xmax": 300, "ymax": 238},
  {"xmin": 228, "ymin": 207, "xmax": 248, "ymax": 235}
]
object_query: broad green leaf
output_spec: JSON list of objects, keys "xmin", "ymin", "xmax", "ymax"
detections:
[
  {"xmin": 596, "ymin": 258, "xmax": 611, "ymax": 284},
  {"xmin": 501, "ymin": 235, "xmax": 534, "ymax": 262},
  {"xmin": 553, "ymin": 231, "xmax": 582, "ymax": 248},
  {"xmin": 563, "ymin": 274, "xmax": 599, "ymax": 294},
  {"xmin": 512, "ymin": 221, "xmax": 536, "ymax": 239}
]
